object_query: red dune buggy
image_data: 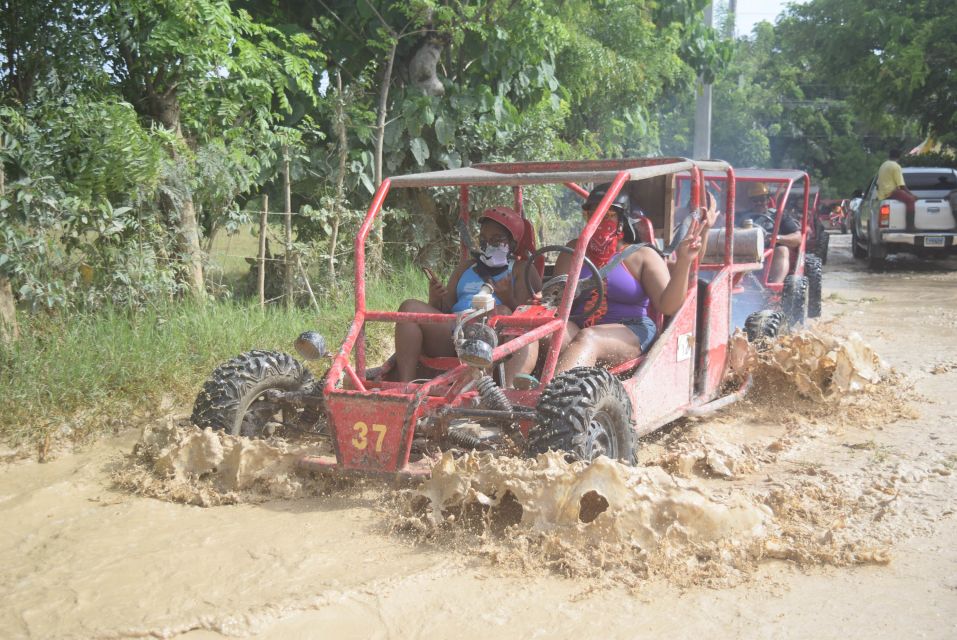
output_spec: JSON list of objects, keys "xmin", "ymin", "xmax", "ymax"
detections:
[
  {"xmin": 192, "ymin": 158, "xmax": 766, "ymax": 478},
  {"xmin": 677, "ymin": 169, "xmax": 822, "ymax": 341}
]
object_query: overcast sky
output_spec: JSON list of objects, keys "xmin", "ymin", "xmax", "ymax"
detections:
[{"xmin": 733, "ymin": 0, "xmax": 805, "ymax": 38}]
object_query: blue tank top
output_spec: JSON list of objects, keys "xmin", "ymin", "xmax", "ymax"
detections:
[{"xmin": 451, "ymin": 263, "xmax": 513, "ymax": 313}]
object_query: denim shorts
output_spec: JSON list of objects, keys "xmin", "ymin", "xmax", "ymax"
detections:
[{"xmin": 622, "ymin": 316, "xmax": 658, "ymax": 352}]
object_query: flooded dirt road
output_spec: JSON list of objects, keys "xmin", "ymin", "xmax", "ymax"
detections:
[{"xmin": 2, "ymin": 234, "xmax": 957, "ymax": 639}]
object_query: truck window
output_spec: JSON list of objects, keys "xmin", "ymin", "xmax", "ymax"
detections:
[{"xmin": 904, "ymin": 171, "xmax": 957, "ymax": 191}]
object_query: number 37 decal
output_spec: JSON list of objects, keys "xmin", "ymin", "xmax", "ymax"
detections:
[{"xmin": 352, "ymin": 421, "xmax": 387, "ymax": 452}]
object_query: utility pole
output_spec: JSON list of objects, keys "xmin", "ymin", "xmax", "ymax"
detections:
[{"xmin": 693, "ymin": 3, "xmax": 714, "ymax": 160}]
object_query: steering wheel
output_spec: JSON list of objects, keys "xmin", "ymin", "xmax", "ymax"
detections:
[
  {"xmin": 524, "ymin": 245, "xmax": 606, "ymax": 322},
  {"xmin": 749, "ymin": 213, "xmax": 777, "ymax": 235}
]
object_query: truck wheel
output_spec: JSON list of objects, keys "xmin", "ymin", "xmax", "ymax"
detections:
[
  {"xmin": 528, "ymin": 367, "xmax": 635, "ymax": 464},
  {"xmin": 851, "ymin": 225, "xmax": 867, "ymax": 259},
  {"xmin": 781, "ymin": 275, "xmax": 809, "ymax": 327},
  {"xmin": 805, "ymin": 254, "xmax": 824, "ymax": 318},
  {"xmin": 745, "ymin": 310, "xmax": 784, "ymax": 344},
  {"xmin": 191, "ymin": 350, "xmax": 317, "ymax": 437},
  {"xmin": 867, "ymin": 233, "xmax": 886, "ymax": 271}
]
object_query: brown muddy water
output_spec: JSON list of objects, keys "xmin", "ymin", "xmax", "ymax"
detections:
[{"xmin": 2, "ymin": 234, "xmax": 957, "ymax": 639}]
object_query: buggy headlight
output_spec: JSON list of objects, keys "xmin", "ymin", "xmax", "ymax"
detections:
[{"xmin": 294, "ymin": 331, "xmax": 328, "ymax": 360}]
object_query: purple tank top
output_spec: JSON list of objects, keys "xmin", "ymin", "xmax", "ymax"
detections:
[{"xmin": 574, "ymin": 258, "xmax": 650, "ymax": 324}]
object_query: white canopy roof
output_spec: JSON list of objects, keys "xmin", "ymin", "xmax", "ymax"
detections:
[{"xmin": 388, "ymin": 158, "xmax": 731, "ymax": 188}]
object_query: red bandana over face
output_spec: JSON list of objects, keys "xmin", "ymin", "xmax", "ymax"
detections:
[{"xmin": 585, "ymin": 215, "xmax": 622, "ymax": 268}]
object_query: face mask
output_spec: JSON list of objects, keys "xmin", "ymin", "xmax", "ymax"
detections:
[
  {"xmin": 479, "ymin": 241, "xmax": 510, "ymax": 268},
  {"xmin": 586, "ymin": 215, "xmax": 622, "ymax": 268}
]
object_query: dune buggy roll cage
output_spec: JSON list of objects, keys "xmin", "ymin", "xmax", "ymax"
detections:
[
  {"xmin": 324, "ymin": 157, "xmax": 750, "ymax": 400},
  {"xmin": 676, "ymin": 168, "xmax": 812, "ymax": 292}
]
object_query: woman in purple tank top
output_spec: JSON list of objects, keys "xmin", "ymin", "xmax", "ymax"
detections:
[{"xmin": 549, "ymin": 184, "xmax": 716, "ymax": 373}]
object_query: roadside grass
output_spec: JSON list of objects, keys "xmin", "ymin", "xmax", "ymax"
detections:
[{"xmin": 0, "ymin": 264, "xmax": 427, "ymax": 454}]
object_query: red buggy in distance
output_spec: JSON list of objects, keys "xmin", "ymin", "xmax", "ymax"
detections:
[
  {"xmin": 676, "ymin": 169, "xmax": 822, "ymax": 338},
  {"xmin": 192, "ymin": 158, "xmax": 768, "ymax": 479},
  {"xmin": 818, "ymin": 199, "xmax": 849, "ymax": 233}
]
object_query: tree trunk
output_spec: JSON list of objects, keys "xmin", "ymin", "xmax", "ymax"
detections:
[
  {"xmin": 0, "ymin": 165, "xmax": 17, "ymax": 344},
  {"xmin": 149, "ymin": 93, "xmax": 205, "ymax": 300},
  {"xmin": 370, "ymin": 41, "xmax": 397, "ymax": 276},
  {"xmin": 174, "ymin": 186, "xmax": 206, "ymax": 300},
  {"xmin": 0, "ymin": 275, "xmax": 17, "ymax": 345},
  {"xmin": 164, "ymin": 144, "xmax": 205, "ymax": 299}
]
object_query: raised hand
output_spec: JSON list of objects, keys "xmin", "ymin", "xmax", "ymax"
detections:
[
  {"xmin": 700, "ymin": 191, "xmax": 720, "ymax": 228},
  {"xmin": 675, "ymin": 217, "xmax": 703, "ymax": 263}
]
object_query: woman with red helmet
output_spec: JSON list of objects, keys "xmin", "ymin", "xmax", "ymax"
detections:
[{"xmin": 392, "ymin": 206, "xmax": 541, "ymax": 382}]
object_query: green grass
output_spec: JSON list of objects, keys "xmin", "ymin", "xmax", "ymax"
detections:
[{"xmin": 0, "ymin": 264, "xmax": 428, "ymax": 452}]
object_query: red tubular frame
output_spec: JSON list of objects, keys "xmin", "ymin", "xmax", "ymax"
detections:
[{"xmin": 320, "ymin": 158, "xmax": 750, "ymax": 477}]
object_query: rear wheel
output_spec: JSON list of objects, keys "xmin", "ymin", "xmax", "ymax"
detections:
[
  {"xmin": 851, "ymin": 224, "xmax": 867, "ymax": 258},
  {"xmin": 191, "ymin": 350, "xmax": 318, "ymax": 437},
  {"xmin": 781, "ymin": 275, "xmax": 809, "ymax": 327},
  {"xmin": 867, "ymin": 231, "xmax": 886, "ymax": 271},
  {"xmin": 528, "ymin": 367, "xmax": 635, "ymax": 464},
  {"xmin": 805, "ymin": 254, "xmax": 824, "ymax": 318}
]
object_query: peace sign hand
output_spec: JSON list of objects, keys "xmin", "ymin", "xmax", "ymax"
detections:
[{"xmin": 675, "ymin": 217, "xmax": 704, "ymax": 263}]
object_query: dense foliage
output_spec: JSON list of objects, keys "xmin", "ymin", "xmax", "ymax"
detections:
[{"xmin": 0, "ymin": 0, "xmax": 946, "ymax": 317}]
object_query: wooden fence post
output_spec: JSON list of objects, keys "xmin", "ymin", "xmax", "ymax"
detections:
[
  {"xmin": 283, "ymin": 147, "xmax": 294, "ymax": 309},
  {"xmin": 257, "ymin": 194, "xmax": 268, "ymax": 310}
]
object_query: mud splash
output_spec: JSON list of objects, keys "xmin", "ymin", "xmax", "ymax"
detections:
[
  {"xmin": 114, "ymin": 328, "xmax": 921, "ymax": 588},
  {"xmin": 392, "ymin": 328, "xmax": 915, "ymax": 586},
  {"xmin": 114, "ymin": 419, "xmax": 332, "ymax": 506},
  {"xmin": 734, "ymin": 325, "xmax": 886, "ymax": 399},
  {"xmin": 396, "ymin": 448, "xmax": 900, "ymax": 588}
]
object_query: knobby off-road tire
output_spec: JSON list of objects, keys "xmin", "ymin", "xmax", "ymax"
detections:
[
  {"xmin": 781, "ymin": 275, "xmax": 809, "ymax": 327},
  {"xmin": 528, "ymin": 367, "xmax": 636, "ymax": 464},
  {"xmin": 191, "ymin": 350, "xmax": 315, "ymax": 437},
  {"xmin": 813, "ymin": 222, "xmax": 830, "ymax": 265},
  {"xmin": 805, "ymin": 254, "xmax": 824, "ymax": 319},
  {"xmin": 745, "ymin": 310, "xmax": 784, "ymax": 345}
]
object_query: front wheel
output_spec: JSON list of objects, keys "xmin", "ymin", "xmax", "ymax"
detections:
[
  {"xmin": 781, "ymin": 275, "xmax": 809, "ymax": 327},
  {"xmin": 528, "ymin": 367, "xmax": 635, "ymax": 463},
  {"xmin": 813, "ymin": 224, "xmax": 830, "ymax": 265},
  {"xmin": 191, "ymin": 350, "xmax": 319, "ymax": 437},
  {"xmin": 745, "ymin": 310, "xmax": 784, "ymax": 344},
  {"xmin": 805, "ymin": 254, "xmax": 824, "ymax": 318}
]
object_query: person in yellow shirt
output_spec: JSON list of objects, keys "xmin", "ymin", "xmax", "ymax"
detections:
[{"xmin": 876, "ymin": 149, "xmax": 916, "ymax": 220}]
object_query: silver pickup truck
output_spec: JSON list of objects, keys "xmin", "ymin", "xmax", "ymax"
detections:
[{"xmin": 851, "ymin": 167, "xmax": 957, "ymax": 269}]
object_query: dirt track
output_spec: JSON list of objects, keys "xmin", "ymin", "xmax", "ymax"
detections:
[{"xmin": 2, "ymin": 234, "xmax": 957, "ymax": 639}]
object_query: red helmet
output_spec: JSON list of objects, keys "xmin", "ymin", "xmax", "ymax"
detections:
[{"xmin": 478, "ymin": 206, "xmax": 525, "ymax": 244}]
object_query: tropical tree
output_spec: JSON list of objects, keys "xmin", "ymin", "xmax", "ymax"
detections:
[{"xmin": 97, "ymin": 0, "xmax": 320, "ymax": 297}]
